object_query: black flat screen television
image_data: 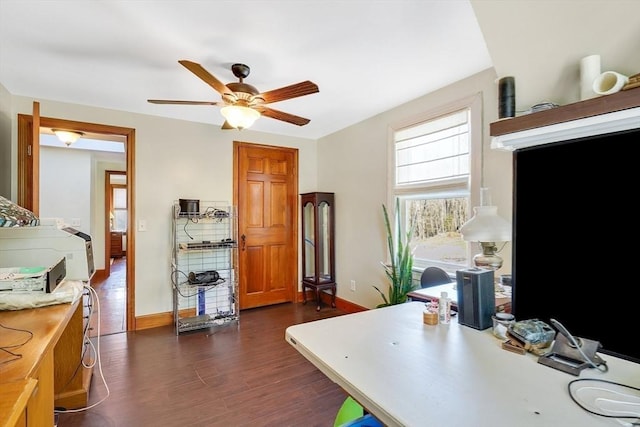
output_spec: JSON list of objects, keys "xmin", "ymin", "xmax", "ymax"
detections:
[{"xmin": 512, "ymin": 127, "xmax": 639, "ymax": 364}]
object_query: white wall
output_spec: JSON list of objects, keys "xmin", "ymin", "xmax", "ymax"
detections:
[
  {"xmin": 8, "ymin": 97, "xmax": 317, "ymax": 316},
  {"xmin": 40, "ymin": 146, "xmax": 92, "ymax": 233},
  {"xmin": 2, "ymin": 70, "xmax": 516, "ymax": 315},
  {"xmin": 317, "ymin": 68, "xmax": 513, "ymax": 309}
]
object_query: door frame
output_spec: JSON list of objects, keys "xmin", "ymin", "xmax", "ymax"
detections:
[
  {"xmin": 17, "ymin": 114, "xmax": 137, "ymax": 332},
  {"xmin": 105, "ymin": 170, "xmax": 127, "ymax": 275}
]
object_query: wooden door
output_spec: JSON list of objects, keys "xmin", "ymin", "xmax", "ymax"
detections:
[
  {"xmin": 234, "ymin": 142, "xmax": 298, "ymax": 309},
  {"xmin": 17, "ymin": 102, "xmax": 40, "ymax": 213}
]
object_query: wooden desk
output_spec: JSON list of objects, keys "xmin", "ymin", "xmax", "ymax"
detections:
[
  {"xmin": 0, "ymin": 379, "xmax": 37, "ymax": 427},
  {"xmin": 286, "ymin": 302, "xmax": 640, "ymax": 427},
  {"xmin": 0, "ymin": 299, "xmax": 90, "ymax": 426},
  {"xmin": 407, "ymin": 282, "xmax": 512, "ymax": 313}
]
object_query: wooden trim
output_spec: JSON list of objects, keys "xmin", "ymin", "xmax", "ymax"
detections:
[
  {"xmin": 104, "ymin": 171, "xmax": 112, "ymax": 277},
  {"xmin": 334, "ymin": 297, "xmax": 368, "ymax": 314},
  {"xmin": 31, "ymin": 102, "xmax": 40, "ymax": 215},
  {"xmin": 136, "ymin": 296, "xmax": 369, "ymax": 331},
  {"xmin": 17, "ymin": 115, "xmax": 136, "ymax": 333},
  {"xmin": 126, "ymin": 129, "xmax": 136, "ymax": 332},
  {"xmin": 298, "ymin": 290, "xmax": 368, "ymax": 313},
  {"xmin": 317, "ymin": 291, "xmax": 368, "ymax": 313},
  {"xmin": 104, "ymin": 171, "xmax": 127, "ymax": 276},
  {"xmin": 135, "ymin": 311, "xmax": 174, "ymax": 331},
  {"xmin": 490, "ymin": 87, "xmax": 640, "ymax": 136}
]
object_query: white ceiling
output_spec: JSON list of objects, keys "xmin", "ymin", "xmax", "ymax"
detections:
[{"xmin": 1, "ymin": 1, "xmax": 639, "ymax": 140}]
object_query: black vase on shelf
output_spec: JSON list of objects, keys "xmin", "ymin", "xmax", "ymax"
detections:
[{"xmin": 498, "ymin": 76, "xmax": 515, "ymax": 119}]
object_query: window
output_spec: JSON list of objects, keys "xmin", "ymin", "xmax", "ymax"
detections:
[
  {"xmin": 389, "ymin": 95, "xmax": 481, "ymax": 273},
  {"xmin": 112, "ymin": 185, "xmax": 127, "ymax": 231}
]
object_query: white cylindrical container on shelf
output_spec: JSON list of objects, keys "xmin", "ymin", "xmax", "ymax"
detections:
[{"xmin": 580, "ymin": 54, "xmax": 601, "ymax": 100}]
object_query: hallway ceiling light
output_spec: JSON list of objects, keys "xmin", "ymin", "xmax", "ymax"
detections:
[{"xmin": 52, "ymin": 129, "xmax": 84, "ymax": 146}]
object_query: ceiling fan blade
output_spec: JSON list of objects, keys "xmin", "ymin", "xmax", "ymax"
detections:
[
  {"xmin": 257, "ymin": 81, "xmax": 319, "ymax": 104},
  {"xmin": 257, "ymin": 106, "xmax": 311, "ymax": 126},
  {"xmin": 178, "ymin": 60, "xmax": 235, "ymax": 98},
  {"xmin": 147, "ymin": 99, "xmax": 222, "ymax": 105}
]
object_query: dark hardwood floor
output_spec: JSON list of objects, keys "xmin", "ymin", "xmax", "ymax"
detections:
[{"xmin": 58, "ymin": 296, "xmax": 350, "ymax": 427}]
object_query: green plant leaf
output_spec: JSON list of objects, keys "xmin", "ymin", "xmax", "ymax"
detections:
[{"xmin": 373, "ymin": 198, "xmax": 418, "ymax": 306}]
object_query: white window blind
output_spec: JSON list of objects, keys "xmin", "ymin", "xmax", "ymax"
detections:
[
  {"xmin": 389, "ymin": 95, "xmax": 481, "ymax": 274},
  {"xmin": 114, "ymin": 187, "xmax": 127, "ymax": 209},
  {"xmin": 394, "ymin": 109, "xmax": 470, "ymax": 189}
]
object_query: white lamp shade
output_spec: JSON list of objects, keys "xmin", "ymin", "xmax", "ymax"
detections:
[
  {"xmin": 220, "ymin": 105, "xmax": 260, "ymax": 130},
  {"xmin": 459, "ymin": 206, "xmax": 511, "ymax": 242},
  {"xmin": 53, "ymin": 129, "xmax": 83, "ymax": 146}
]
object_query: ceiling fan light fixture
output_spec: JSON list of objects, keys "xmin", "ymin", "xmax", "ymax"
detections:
[
  {"xmin": 149, "ymin": 61, "xmax": 317, "ymax": 128},
  {"xmin": 52, "ymin": 129, "xmax": 84, "ymax": 146},
  {"xmin": 220, "ymin": 105, "xmax": 260, "ymax": 130}
]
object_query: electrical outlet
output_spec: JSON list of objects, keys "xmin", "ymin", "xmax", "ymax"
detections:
[{"xmin": 350, "ymin": 280, "xmax": 356, "ymax": 292}]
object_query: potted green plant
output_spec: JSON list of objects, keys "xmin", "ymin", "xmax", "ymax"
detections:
[{"xmin": 373, "ymin": 198, "xmax": 417, "ymax": 307}]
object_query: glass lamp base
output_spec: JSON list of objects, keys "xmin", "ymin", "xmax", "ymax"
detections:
[{"xmin": 473, "ymin": 242, "xmax": 503, "ymax": 270}]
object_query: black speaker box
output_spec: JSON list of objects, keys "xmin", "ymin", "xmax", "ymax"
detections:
[
  {"xmin": 456, "ymin": 268, "xmax": 495, "ymax": 330},
  {"xmin": 179, "ymin": 199, "xmax": 200, "ymax": 217}
]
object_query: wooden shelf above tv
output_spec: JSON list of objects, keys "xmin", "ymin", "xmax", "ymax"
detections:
[{"xmin": 490, "ymin": 87, "xmax": 640, "ymax": 137}]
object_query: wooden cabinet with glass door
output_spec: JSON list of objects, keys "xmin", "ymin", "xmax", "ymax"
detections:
[{"xmin": 300, "ymin": 192, "xmax": 336, "ymax": 311}]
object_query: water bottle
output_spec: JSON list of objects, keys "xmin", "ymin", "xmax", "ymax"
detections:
[{"xmin": 439, "ymin": 291, "xmax": 451, "ymax": 324}]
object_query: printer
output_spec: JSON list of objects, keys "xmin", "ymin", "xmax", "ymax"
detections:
[
  {"xmin": 0, "ymin": 218, "xmax": 95, "ymax": 281},
  {"xmin": 0, "ymin": 257, "xmax": 67, "ymax": 293}
]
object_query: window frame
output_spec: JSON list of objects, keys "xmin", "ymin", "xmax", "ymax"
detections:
[{"xmin": 387, "ymin": 93, "xmax": 483, "ymax": 273}]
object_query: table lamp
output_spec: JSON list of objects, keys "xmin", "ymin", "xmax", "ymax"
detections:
[{"xmin": 459, "ymin": 189, "xmax": 511, "ymax": 270}]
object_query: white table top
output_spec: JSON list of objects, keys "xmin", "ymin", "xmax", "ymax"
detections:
[{"xmin": 286, "ymin": 302, "xmax": 640, "ymax": 427}]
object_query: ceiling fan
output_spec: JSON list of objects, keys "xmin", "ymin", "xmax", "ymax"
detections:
[{"xmin": 148, "ymin": 60, "xmax": 319, "ymax": 130}]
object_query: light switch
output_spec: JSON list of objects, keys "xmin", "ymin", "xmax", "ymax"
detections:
[{"xmin": 138, "ymin": 220, "xmax": 147, "ymax": 232}]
